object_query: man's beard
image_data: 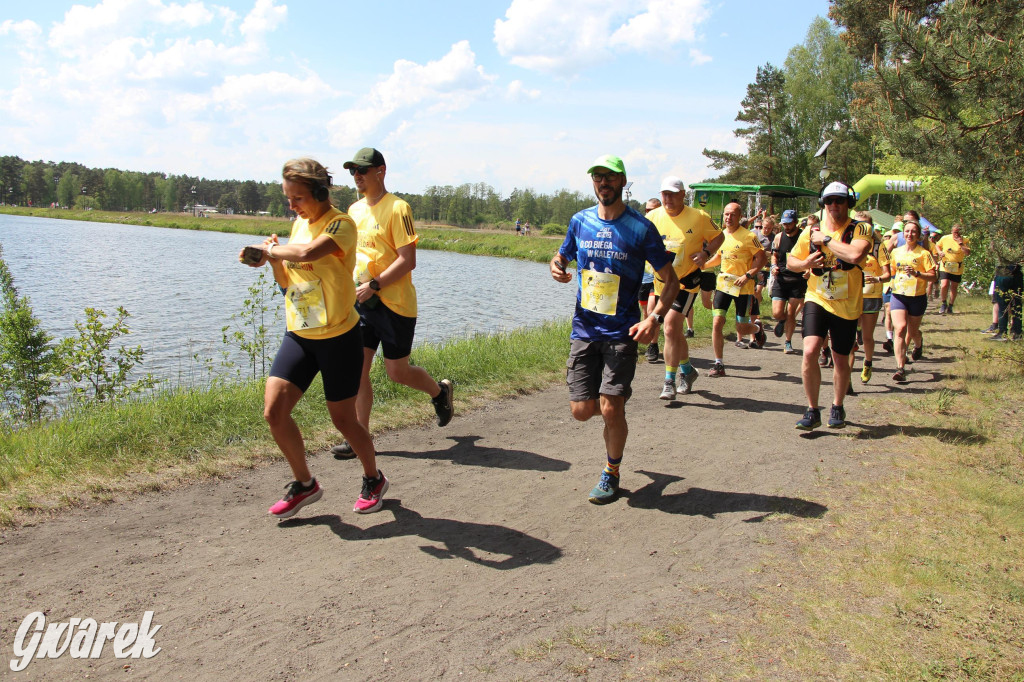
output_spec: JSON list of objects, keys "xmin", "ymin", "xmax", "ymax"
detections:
[{"xmin": 596, "ymin": 187, "xmax": 622, "ymax": 207}]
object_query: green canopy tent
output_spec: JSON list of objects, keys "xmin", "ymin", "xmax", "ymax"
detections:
[{"xmin": 688, "ymin": 183, "xmax": 820, "ymax": 222}]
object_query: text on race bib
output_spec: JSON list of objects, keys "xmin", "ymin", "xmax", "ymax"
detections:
[
  {"xmin": 815, "ymin": 270, "xmax": 850, "ymax": 300},
  {"xmin": 285, "ymin": 280, "xmax": 328, "ymax": 331},
  {"xmin": 580, "ymin": 269, "xmax": 620, "ymax": 316}
]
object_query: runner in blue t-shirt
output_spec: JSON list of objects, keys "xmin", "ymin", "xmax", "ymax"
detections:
[{"xmin": 550, "ymin": 154, "xmax": 678, "ymax": 505}]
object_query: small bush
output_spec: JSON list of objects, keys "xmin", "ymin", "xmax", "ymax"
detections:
[{"xmin": 542, "ymin": 222, "xmax": 566, "ymax": 236}]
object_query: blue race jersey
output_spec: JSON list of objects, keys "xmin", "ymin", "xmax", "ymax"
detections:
[{"xmin": 559, "ymin": 206, "xmax": 671, "ymax": 341}]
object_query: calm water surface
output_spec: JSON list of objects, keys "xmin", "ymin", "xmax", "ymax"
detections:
[{"xmin": 0, "ymin": 215, "xmax": 575, "ymax": 385}]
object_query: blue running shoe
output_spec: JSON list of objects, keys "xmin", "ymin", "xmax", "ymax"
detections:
[
  {"xmin": 795, "ymin": 407, "xmax": 821, "ymax": 431},
  {"xmin": 588, "ymin": 471, "xmax": 619, "ymax": 504}
]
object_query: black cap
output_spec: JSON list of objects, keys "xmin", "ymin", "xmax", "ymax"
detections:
[{"xmin": 343, "ymin": 147, "xmax": 386, "ymax": 169}]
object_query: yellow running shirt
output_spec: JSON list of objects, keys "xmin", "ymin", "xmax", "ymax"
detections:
[
  {"xmin": 935, "ymin": 234, "xmax": 970, "ymax": 276},
  {"xmin": 647, "ymin": 205, "xmax": 721, "ymax": 294},
  {"xmin": 790, "ymin": 219, "xmax": 872, "ymax": 320},
  {"xmin": 349, "ymin": 193, "xmax": 419, "ymax": 318},
  {"xmin": 282, "ymin": 207, "xmax": 360, "ymax": 339},
  {"xmin": 716, "ymin": 227, "xmax": 763, "ymax": 296},
  {"xmin": 889, "ymin": 244, "xmax": 937, "ymax": 297},
  {"xmin": 862, "ymin": 254, "xmax": 886, "ymax": 299}
]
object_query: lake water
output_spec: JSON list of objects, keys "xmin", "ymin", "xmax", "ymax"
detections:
[{"xmin": 0, "ymin": 215, "xmax": 575, "ymax": 385}]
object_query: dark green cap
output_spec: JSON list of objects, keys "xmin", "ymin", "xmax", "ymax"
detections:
[{"xmin": 343, "ymin": 147, "xmax": 386, "ymax": 169}]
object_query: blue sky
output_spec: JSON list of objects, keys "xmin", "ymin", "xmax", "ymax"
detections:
[{"xmin": 1, "ymin": 0, "xmax": 832, "ymax": 198}]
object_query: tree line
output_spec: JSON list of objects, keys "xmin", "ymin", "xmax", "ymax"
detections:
[{"xmin": 0, "ymin": 155, "xmax": 599, "ymax": 230}]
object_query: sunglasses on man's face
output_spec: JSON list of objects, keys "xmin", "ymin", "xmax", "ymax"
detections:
[
  {"xmin": 823, "ymin": 196, "xmax": 846, "ymax": 205},
  {"xmin": 591, "ymin": 172, "xmax": 619, "ymax": 183},
  {"xmin": 349, "ymin": 166, "xmax": 373, "ymax": 177}
]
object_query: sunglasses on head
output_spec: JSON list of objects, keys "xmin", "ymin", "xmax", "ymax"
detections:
[
  {"xmin": 823, "ymin": 196, "xmax": 847, "ymax": 205},
  {"xmin": 349, "ymin": 166, "xmax": 374, "ymax": 176}
]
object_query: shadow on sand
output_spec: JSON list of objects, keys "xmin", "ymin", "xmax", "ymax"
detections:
[
  {"xmin": 624, "ymin": 470, "xmax": 827, "ymax": 522},
  {"xmin": 280, "ymin": 500, "xmax": 563, "ymax": 570}
]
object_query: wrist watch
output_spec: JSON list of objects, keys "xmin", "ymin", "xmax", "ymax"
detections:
[
  {"xmin": 369, "ymin": 278, "xmax": 381, "ymax": 291},
  {"xmin": 654, "ymin": 313, "xmax": 664, "ymax": 324},
  {"xmin": 823, "ymin": 235, "xmax": 833, "ymax": 246}
]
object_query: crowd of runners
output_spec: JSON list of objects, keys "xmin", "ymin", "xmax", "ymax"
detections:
[
  {"xmin": 548, "ymin": 154, "xmax": 994, "ymax": 504},
  {"xmin": 242, "ymin": 150, "xmax": 1014, "ymax": 515}
]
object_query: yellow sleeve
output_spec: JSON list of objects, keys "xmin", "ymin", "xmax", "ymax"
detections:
[
  {"xmin": 389, "ymin": 199, "xmax": 419, "ymax": 250},
  {"xmin": 791, "ymin": 230, "xmax": 810, "ymax": 260}
]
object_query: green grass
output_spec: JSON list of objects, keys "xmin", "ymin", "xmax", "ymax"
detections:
[
  {"xmin": 0, "ymin": 320, "xmax": 573, "ymax": 524},
  {"xmin": 721, "ymin": 295, "xmax": 1024, "ymax": 680}
]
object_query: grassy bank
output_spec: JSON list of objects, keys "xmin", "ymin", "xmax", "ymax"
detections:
[
  {"xmin": 0, "ymin": 320, "xmax": 573, "ymax": 525},
  {"xmin": 724, "ymin": 296, "xmax": 1024, "ymax": 679},
  {"xmin": 0, "ymin": 206, "xmax": 559, "ymax": 263}
]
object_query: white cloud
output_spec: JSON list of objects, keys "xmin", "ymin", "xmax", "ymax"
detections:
[
  {"xmin": 689, "ymin": 48, "xmax": 712, "ymax": 66},
  {"xmin": 506, "ymin": 80, "xmax": 540, "ymax": 100},
  {"xmin": 494, "ymin": 0, "xmax": 711, "ymax": 74},
  {"xmin": 327, "ymin": 40, "xmax": 496, "ymax": 149},
  {"xmin": 212, "ymin": 71, "xmax": 334, "ymax": 110},
  {"xmin": 0, "ymin": 0, "xmax": 304, "ymax": 181},
  {"xmin": 239, "ymin": 0, "xmax": 286, "ymax": 40},
  {"xmin": 158, "ymin": 2, "xmax": 215, "ymax": 27},
  {"xmin": 610, "ymin": 0, "xmax": 708, "ymax": 50},
  {"xmin": 1, "ymin": 19, "xmax": 42, "ymax": 41}
]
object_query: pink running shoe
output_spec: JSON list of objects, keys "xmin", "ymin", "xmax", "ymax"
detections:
[
  {"xmin": 269, "ymin": 479, "xmax": 322, "ymax": 519},
  {"xmin": 353, "ymin": 470, "xmax": 389, "ymax": 514}
]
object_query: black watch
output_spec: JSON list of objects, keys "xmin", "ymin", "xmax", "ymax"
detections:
[
  {"xmin": 369, "ymin": 278, "xmax": 381, "ymax": 291},
  {"xmin": 823, "ymin": 235, "xmax": 833, "ymax": 246},
  {"xmin": 655, "ymin": 313, "xmax": 665, "ymax": 324}
]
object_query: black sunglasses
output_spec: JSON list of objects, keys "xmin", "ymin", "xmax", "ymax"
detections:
[
  {"xmin": 823, "ymin": 196, "xmax": 847, "ymax": 205},
  {"xmin": 349, "ymin": 166, "xmax": 374, "ymax": 177},
  {"xmin": 591, "ymin": 172, "xmax": 620, "ymax": 182}
]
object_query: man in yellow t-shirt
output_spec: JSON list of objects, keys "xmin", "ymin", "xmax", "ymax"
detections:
[
  {"xmin": 787, "ymin": 181, "xmax": 871, "ymax": 430},
  {"xmin": 647, "ymin": 176, "xmax": 723, "ymax": 399},
  {"xmin": 330, "ymin": 148, "xmax": 454, "ymax": 460},
  {"xmin": 708, "ymin": 199, "xmax": 767, "ymax": 378},
  {"xmin": 935, "ymin": 223, "xmax": 971, "ymax": 314}
]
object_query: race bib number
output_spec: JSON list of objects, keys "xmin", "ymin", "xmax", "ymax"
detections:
[
  {"xmin": 354, "ymin": 252, "xmax": 373, "ymax": 284},
  {"xmin": 942, "ymin": 260, "xmax": 962, "ymax": 275},
  {"xmin": 285, "ymin": 280, "xmax": 328, "ymax": 331},
  {"xmin": 815, "ymin": 270, "xmax": 849, "ymax": 301},
  {"xmin": 664, "ymin": 239, "xmax": 684, "ymax": 267},
  {"xmin": 717, "ymin": 272, "xmax": 742, "ymax": 297},
  {"xmin": 892, "ymin": 272, "xmax": 918, "ymax": 296},
  {"xmin": 580, "ymin": 269, "xmax": 620, "ymax": 315}
]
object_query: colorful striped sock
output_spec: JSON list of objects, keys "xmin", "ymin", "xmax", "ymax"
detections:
[
  {"xmin": 665, "ymin": 365, "xmax": 678, "ymax": 382},
  {"xmin": 680, "ymin": 358, "xmax": 693, "ymax": 374},
  {"xmin": 604, "ymin": 455, "xmax": 622, "ymax": 477}
]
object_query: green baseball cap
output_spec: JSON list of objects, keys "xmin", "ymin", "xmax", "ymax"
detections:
[
  {"xmin": 587, "ymin": 154, "xmax": 625, "ymax": 175},
  {"xmin": 343, "ymin": 147, "xmax": 386, "ymax": 169}
]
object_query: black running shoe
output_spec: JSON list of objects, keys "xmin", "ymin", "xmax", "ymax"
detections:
[
  {"xmin": 795, "ymin": 407, "xmax": 821, "ymax": 431},
  {"xmin": 332, "ymin": 441, "xmax": 356, "ymax": 460},
  {"xmin": 827, "ymin": 404, "xmax": 846, "ymax": 429},
  {"xmin": 433, "ymin": 379, "xmax": 454, "ymax": 427}
]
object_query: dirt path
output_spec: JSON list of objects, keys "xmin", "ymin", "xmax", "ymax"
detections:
[{"xmin": 0, "ymin": 321, "xmax": 949, "ymax": 680}]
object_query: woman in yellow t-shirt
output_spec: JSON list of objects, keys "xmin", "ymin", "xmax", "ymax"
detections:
[
  {"xmin": 936, "ymin": 223, "xmax": 971, "ymax": 314},
  {"xmin": 855, "ymin": 216, "xmax": 891, "ymax": 384},
  {"xmin": 887, "ymin": 221, "xmax": 937, "ymax": 383},
  {"xmin": 240, "ymin": 158, "xmax": 388, "ymax": 518}
]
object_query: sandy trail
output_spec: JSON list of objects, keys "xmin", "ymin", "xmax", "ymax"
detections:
[{"xmin": 0, "ymin": 323, "xmax": 945, "ymax": 680}]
